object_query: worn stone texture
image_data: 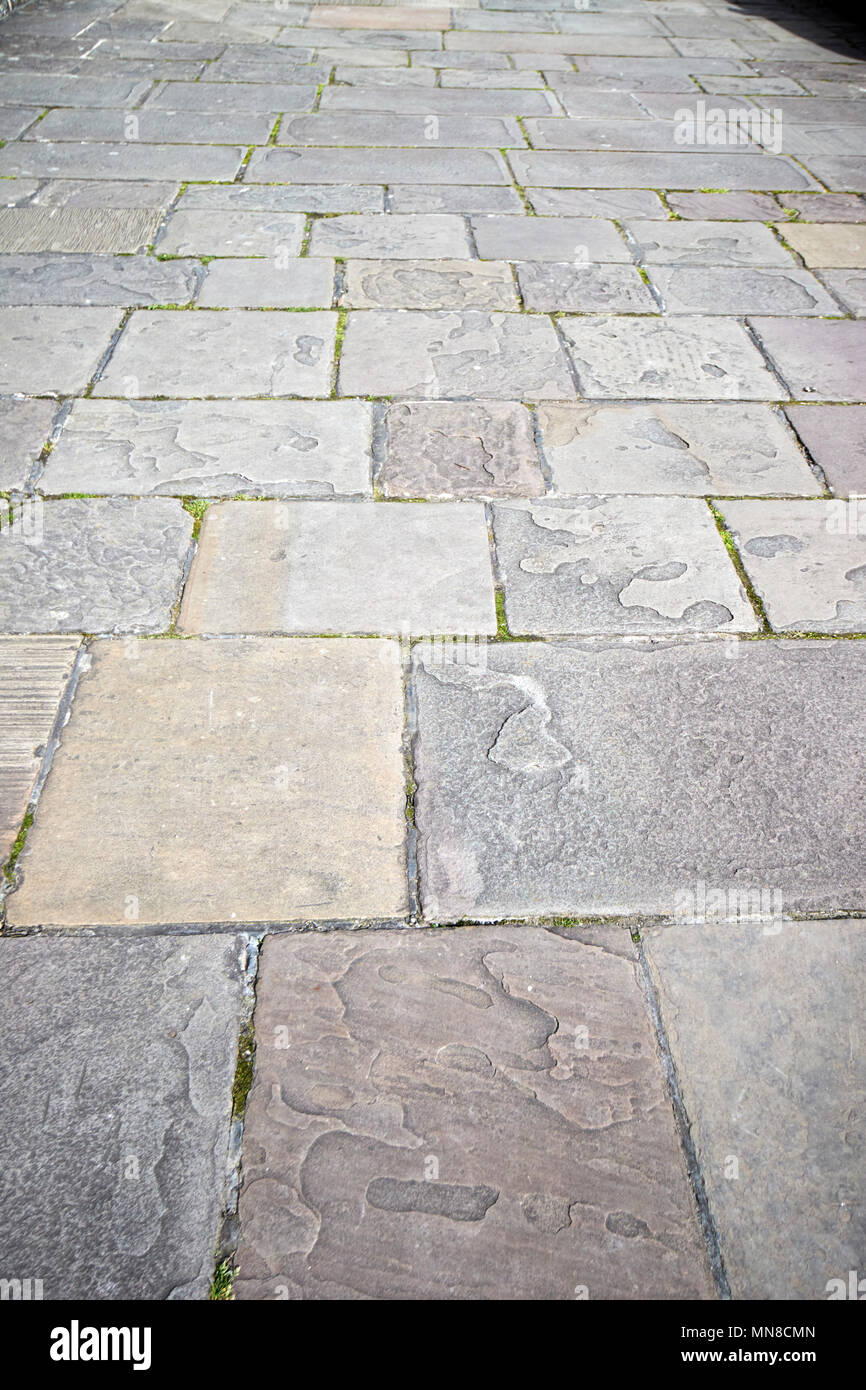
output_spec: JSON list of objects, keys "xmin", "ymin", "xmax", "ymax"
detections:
[
  {"xmin": 30, "ymin": 179, "xmax": 178, "ymax": 210},
  {"xmin": 278, "ymin": 113, "xmax": 524, "ymax": 147},
  {"xmin": 26, "ymin": 108, "xmax": 275, "ymax": 146},
  {"xmin": 785, "ymin": 405, "xmax": 866, "ymax": 498},
  {"xmin": 472, "ymin": 214, "xmax": 630, "ymax": 264},
  {"xmin": 156, "ymin": 210, "xmax": 306, "ymax": 258},
  {"xmin": 627, "ymin": 220, "xmax": 795, "ymax": 268},
  {"xmin": 342, "ymin": 259, "xmax": 518, "ymax": 311},
  {"xmin": 198, "ymin": 258, "xmax": 334, "ymax": 310},
  {"xmin": 526, "ymin": 187, "xmax": 667, "ymax": 219},
  {"xmin": 0, "ymin": 142, "xmax": 246, "ymax": 182},
  {"xmin": 509, "ymin": 150, "xmax": 817, "ymax": 191},
  {"xmin": 748, "ymin": 318, "xmax": 866, "ymax": 401},
  {"xmin": 309, "ymin": 214, "xmax": 470, "ymax": 260},
  {"xmin": 645, "ymin": 920, "xmax": 866, "ymax": 1301},
  {"xmin": 0, "ymin": 498, "xmax": 192, "ymax": 635},
  {"xmin": 246, "ymin": 146, "xmax": 512, "ymax": 185},
  {"xmin": 319, "ymin": 82, "xmax": 556, "ymax": 115},
  {"xmin": 538, "ymin": 403, "xmax": 818, "ymax": 497},
  {"xmin": 0, "ymin": 637, "xmax": 79, "ymax": 862},
  {"xmin": 780, "ymin": 194, "xmax": 866, "ymax": 222},
  {"xmin": 0, "ymin": 252, "xmax": 198, "ymax": 306},
  {"xmin": 389, "ymin": 184, "xmax": 525, "ymax": 215},
  {"xmin": 493, "ymin": 497, "xmax": 756, "ymax": 635},
  {"xmin": 41, "ymin": 399, "xmax": 372, "ymax": 498},
  {"xmin": 0, "ymin": 306, "xmax": 121, "ymax": 394},
  {"xmin": 179, "ymin": 500, "xmax": 496, "ymax": 636},
  {"xmin": 412, "ymin": 640, "xmax": 866, "ymax": 920},
  {"xmin": 234, "ymin": 927, "xmax": 714, "ymax": 1301},
  {"xmin": 518, "ymin": 262, "xmax": 658, "ymax": 314},
  {"xmin": 777, "ymin": 222, "xmax": 866, "ymax": 268},
  {"xmin": 721, "ymin": 499, "xmax": 866, "ymax": 633},
  {"xmin": 665, "ymin": 192, "xmax": 782, "ymax": 221},
  {"xmin": 382, "ymin": 401, "xmax": 544, "ymax": 499},
  {"xmin": 179, "ymin": 183, "xmax": 385, "ymax": 214},
  {"xmin": 648, "ymin": 265, "xmax": 839, "ymax": 316},
  {"xmin": 0, "ymin": 934, "xmax": 246, "ymax": 1297},
  {"xmin": 0, "ymin": 207, "xmax": 161, "ymax": 254},
  {"xmin": 8, "ymin": 639, "xmax": 408, "ymax": 927},
  {"xmin": 144, "ymin": 79, "xmax": 317, "ymax": 111},
  {"xmin": 819, "ymin": 269, "xmax": 866, "ymax": 318},
  {"xmin": 0, "ymin": 398, "xmax": 57, "ymax": 490}
]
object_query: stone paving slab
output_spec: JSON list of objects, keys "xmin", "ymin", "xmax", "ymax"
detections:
[
  {"xmin": 0, "ymin": 207, "xmax": 161, "ymax": 254},
  {"xmin": 0, "ymin": 934, "xmax": 246, "ymax": 1298},
  {"xmin": 748, "ymin": 318, "xmax": 866, "ymax": 401},
  {"xmin": 0, "ymin": 252, "xmax": 198, "ymax": 306},
  {"xmin": 156, "ymin": 210, "xmax": 306, "ymax": 258},
  {"xmin": 665, "ymin": 192, "xmax": 782, "ymax": 221},
  {"xmin": 143, "ymin": 80, "xmax": 317, "ymax": 111},
  {"xmin": 94, "ymin": 310, "xmax": 337, "ymax": 398},
  {"xmin": 24, "ymin": 108, "xmax": 276, "ymax": 146},
  {"xmin": 246, "ymin": 146, "xmax": 512, "ymax": 184},
  {"xmin": 537, "ymin": 403, "xmax": 818, "ymax": 497},
  {"xmin": 721, "ymin": 499, "xmax": 866, "ymax": 633},
  {"xmin": 0, "ymin": 398, "xmax": 57, "ymax": 491},
  {"xmin": 0, "ymin": 107, "xmax": 41, "ymax": 141},
  {"xmin": 30, "ymin": 178, "xmax": 179, "ymax": 209},
  {"xmin": 278, "ymin": 113, "xmax": 524, "ymax": 147},
  {"xmin": 7, "ymin": 639, "xmax": 407, "ymax": 928},
  {"xmin": 509, "ymin": 150, "xmax": 818, "ymax": 190},
  {"xmin": 179, "ymin": 183, "xmax": 386, "ymax": 215},
  {"xmin": 0, "ymin": 73, "xmax": 153, "ymax": 105},
  {"xmin": 412, "ymin": 639, "xmax": 866, "ymax": 921},
  {"xmin": 342, "ymin": 258, "xmax": 518, "ymax": 311},
  {"xmin": 517, "ymin": 262, "xmax": 658, "ymax": 314},
  {"xmin": 781, "ymin": 194, "xmax": 866, "ymax": 222},
  {"xmin": 526, "ymin": 188, "xmax": 667, "ymax": 219},
  {"xmin": 778, "ymin": 222, "xmax": 866, "ymax": 268},
  {"xmin": 234, "ymin": 926, "xmax": 714, "ymax": 1301},
  {"xmin": 0, "ymin": 498, "xmax": 192, "ymax": 635},
  {"xmin": 40, "ymin": 398, "xmax": 373, "ymax": 498},
  {"xmin": 309, "ymin": 213, "xmax": 470, "ymax": 260},
  {"xmin": 381, "ymin": 400, "xmax": 544, "ymax": 499},
  {"xmin": 648, "ymin": 265, "xmax": 840, "ymax": 316},
  {"xmin": 644, "ymin": 920, "xmax": 866, "ymax": 1301},
  {"xmin": 178, "ymin": 500, "xmax": 496, "ymax": 636},
  {"xmin": 0, "ymin": 636, "xmax": 79, "ymax": 863},
  {"xmin": 472, "ymin": 215, "xmax": 630, "ymax": 264},
  {"xmin": 318, "ymin": 82, "xmax": 557, "ymax": 115},
  {"xmin": 340, "ymin": 309, "xmax": 576, "ymax": 401},
  {"xmin": 785, "ymin": 405, "xmax": 866, "ymax": 498},
  {"xmin": 819, "ymin": 269, "xmax": 866, "ymax": 317},
  {"xmin": 493, "ymin": 496, "xmax": 756, "ymax": 636},
  {"xmin": 199, "ymin": 258, "xmax": 334, "ymax": 309},
  {"xmin": 388, "ymin": 184, "xmax": 525, "ymax": 214},
  {"xmin": 0, "ymin": 142, "xmax": 246, "ymax": 182},
  {"xmin": 0, "ymin": 306, "xmax": 121, "ymax": 394},
  {"xmin": 626, "ymin": 220, "xmax": 794, "ymax": 268}
]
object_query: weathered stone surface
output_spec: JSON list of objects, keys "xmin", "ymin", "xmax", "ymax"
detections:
[
  {"xmin": 472, "ymin": 214, "xmax": 630, "ymax": 263},
  {"xmin": 382, "ymin": 401, "xmax": 543, "ymax": 499},
  {"xmin": 234, "ymin": 926, "xmax": 714, "ymax": 1301},
  {"xmin": 0, "ymin": 306, "xmax": 121, "ymax": 393},
  {"xmin": 559, "ymin": 317, "xmax": 784, "ymax": 401},
  {"xmin": 309, "ymin": 214, "xmax": 470, "ymax": 260},
  {"xmin": 332, "ymin": 65, "xmax": 437, "ymax": 88},
  {"xmin": 31, "ymin": 178, "xmax": 178, "ymax": 209},
  {"xmin": 340, "ymin": 310, "xmax": 576, "ymax": 400},
  {"xmin": 524, "ymin": 118, "xmax": 725, "ymax": 152},
  {"xmin": 27, "ymin": 107, "xmax": 274, "ymax": 145},
  {"xmin": 412, "ymin": 639, "xmax": 866, "ymax": 920},
  {"xmin": 278, "ymin": 113, "xmax": 523, "ymax": 147},
  {"xmin": 785, "ymin": 404, "xmax": 866, "ymax": 497},
  {"xmin": 538, "ymin": 403, "xmax": 818, "ymax": 496},
  {"xmin": 312, "ymin": 5, "xmax": 449, "ymax": 29},
  {"xmin": 0, "ymin": 398, "xmax": 57, "ymax": 490},
  {"xmin": 8, "ymin": 639, "xmax": 407, "ymax": 927},
  {"xmin": 527, "ymin": 187, "xmax": 667, "ymax": 219},
  {"xmin": 509, "ymin": 150, "xmax": 817, "ymax": 190},
  {"xmin": 157, "ymin": 210, "xmax": 305, "ymax": 257},
  {"xmin": 518, "ymin": 262, "xmax": 658, "ymax": 313},
  {"xmin": 627, "ymin": 219, "xmax": 794, "ymax": 267},
  {"xmin": 777, "ymin": 222, "xmax": 866, "ymax": 267},
  {"xmin": 0, "ymin": 498, "xmax": 192, "ymax": 635},
  {"xmin": 0, "ymin": 252, "xmax": 197, "ymax": 306},
  {"xmin": 0, "ymin": 108, "xmax": 41, "ymax": 142},
  {"xmin": 665, "ymin": 192, "xmax": 782, "ymax": 220},
  {"xmin": 649, "ymin": 265, "xmax": 839, "ymax": 315},
  {"xmin": 748, "ymin": 318, "xmax": 866, "ymax": 400},
  {"xmin": 319, "ymin": 83, "xmax": 556, "ymax": 116},
  {"xmin": 0, "ymin": 74, "xmax": 153, "ymax": 105},
  {"xmin": 41, "ymin": 399, "xmax": 372, "ymax": 497},
  {"xmin": 721, "ymin": 499, "xmax": 866, "ymax": 632},
  {"xmin": 780, "ymin": 193, "xmax": 866, "ymax": 222},
  {"xmin": 342, "ymin": 259, "xmax": 518, "ymax": 310},
  {"xmin": 144, "ymin": 79, "xmax": 316, "ymax": 111},
  {"xmin": 0, "ymin": 637, "xmax": 79, "ymax": 861},
  {"xmin": 819, "ymin": 269, "xmax": 866, "ymax": 317},
  {"xmin": 388, "ymin": 184, "xmax": 524, "ymax": 214},
  {"xmin": 644, "ymin": 920, "xmax": 866, "ymax": 1300},
  {"xmin": 95, "ymin": 310, "xmax": 336, "ymax": 398},
  {"xmin": 180, "ymin": 183, "xmax": 385, "ymax": 214},
  {"xmin": 0, "ymin": 142, "xmax": 245, "ymax": 182},
  {"xmin": 246, "ymin": 146, "xmax": 511, "ymax": 185},
  {"xmin": 493, "ymin": 497, "xmax": 756, "ymax": 635},
  {"xmin": 0, "ymin": 934, "xmax": 246, "ymax": 1298},
  {"xmin": 199, "ymin": 258, "xmax": 334, "ymax": 309},
  {"xmin": 0, "ymin": 206, "xmax": 160, "ymax": 253},
  {"xmin": 179, "ymin": 500, "xmax": 496, "ymax": 636}
]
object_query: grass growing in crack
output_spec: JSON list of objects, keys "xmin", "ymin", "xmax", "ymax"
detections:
[
  {"xmin": 231, "ymin": 1022, "xmax": 256, "ymax": 1120},
  {"xmin": 4, "ymin": 811, "xmax": 33, "ymax": 883},
  {"xmin": 181, "ymin": 496, "xmax": 210, "ymax": 540},
  {"xmin": 494, "ymin": 588, "xmax": 516, "ymax": 641},
  {"xmin": 707, "ymin": 500, "xmax": 770, "ymax": 630},
  {"xmin": 209, "ymin": 1258, "xmax": 236, "ymax": 1301},
  {"xmin": 405, "ymin": 775, "xmax": 417, "ymax": 826}
]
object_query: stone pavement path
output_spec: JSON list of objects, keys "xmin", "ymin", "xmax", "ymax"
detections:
[{"xmin": 0, "ymin": 0, "xmax": 864, "ymax": 1302}]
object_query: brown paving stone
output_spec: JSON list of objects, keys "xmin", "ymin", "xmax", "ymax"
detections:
[{"xmin": 785, "ymin": 404, "xmax": 866, "ymax": 497}]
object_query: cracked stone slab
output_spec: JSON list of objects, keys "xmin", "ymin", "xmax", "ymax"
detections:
[
  {"xmin": 0, "ymin": 142, "xmax": 246, "ymax": 182},
  {"xmin": 179, "ymin": 500, "xmax": 496, "ymax": 636},
  {"xmin": 246, "ymin": 146, "xmax": 512, "ymax": 185},
  {"xmin": 0, "ymin": 306, "xmax": 121, "ymax": 394},
  {"xmin": 649, "ymin": 265, "xmax": 839, "ymax": 316},
  {"xmin": 644, "ymin": 920, "xmax": 866, "ymax": 1300},
  {"xmin": 0, "ymin": 498, "xmax": 192, "ymax": 635},
  {"xmin": 779, "ymin": 224, "xmax": 866, "ymax": 269},
  {"xmin": 518, "ymin": 263, "xmax": 658, "ymax": 314},
  {"xmin": 156, "ymin": 210, "xmax": 306, "ymax": 257},
  {"xmin": 339, "ymin": 310, "xmax": 576, "ymax": 401},
  {"xmin": 179, "ymin": 183, "xmax": 385, "ymax": 214},
  {"xmin": 198, "ymin": 258, "xmax": 334, "ymax": 309},
  {"xmin": 0, "ymin": 398, "xmax": 57, "ymax": 490},
  {"xmin": 472, "ymin": 215, "xmax": 630, "ymax": 264},
  {"xmin": 749, "ymin": 318, "xmax": 866, "ymax": 401},
  {"xmin": 721, "ymin": 499, "xmax": 866, "ymax": 632},
  {"xmin": 7, "ymin": 638, "xmax": 407, "ymax": 927},
  {"xmin": 311, "ymin": 5, "xmax": 450, "ymax": 29},
  {"xmin": 538, "ymin": 403, "xmax": 818, "ymax": 496},
  {"xmin": 509, "ymin": 150, "xmax": 818, "ymax": 190},
  {"xmin": 0, "ymin": 934, "xmax": 246, "ymax": 1297},
  {"xmin": 342, "ymin": 259, "xmax": 518, "ymax": 311},
  {"xmin": 0, "ymin": 207, "xmax": 161, "ymax": 254},
  {"xmin": 40, "ymin": 399, "xmax": 372, "ymax": 498},
  {"xmin": 412, "ymin": 639, "xmax": 866, "ymax": 920},
  {"xmin": 143, "ymin": 80, "xmax": 317, "ymax": 112},
  {"xmin": 309, "ymin": 214, "xmax": 470, "ymax": 260},
  {"xmin": 278, "ymin": 113, "xmax": 524, "ymax": 147},
  {"xmin": 381, "ymin": 401, "xmax": 544, "ymax": 499},
  {"xmin": 233, "ymin": 926, "xmax": 714, "ymax": 1301},
  {"xmin": 785, "ymin": 405, "xmax": 866, "ymax": 498},
  {"xmin": 94, "ymin": 310, "xmax": 336, "ymax": 398},
  {"xmin": 0, "ymin": 637, "xmax": 79, "ymax": 862},
  {"xmin": 819, "ymin": 270, "xmax": 866, "ymax": 317},
  {"xmin": 493, "ymin": 496, "xmax": 756, "ymax": 635},
  {"xmin": 0, "ymin": 253, "xmax": 198, "ymax": 307},
  {"xmin": 626, "ymin": 220, "xmax": 795, "ymax": 267},
  {"xmin": 559, "ymin": 317, "xmax": 784, "ymax": 401}
]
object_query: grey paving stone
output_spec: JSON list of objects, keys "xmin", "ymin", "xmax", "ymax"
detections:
[
  {"xmin": 538, "ymin": 403, "xmax": 818, "ymax": 497},
  {"xmin": 332, "ymin": 65, "xmax": 437, "ymax": 86},
  {"xmin": 0, "ymin": 497, "xmax": 192, "ymax": 635},
  {"xmin": 780, "ymin": 193, "xmax": 866, "ymax": 222},
  {"xmin": 320, "ymin": 81, "xmax": 556, "ymax": 114},
  {"xmin": 234, "ymin": 926, "xmax": 714, "ymax": 1301},
  {"xmin": 0, "ymin": 179, "xmax": 42, "ymax": 208},
  {"xmin": 644, "ymin": 920, "xmax": 866, "ymax": 1300},
  {"xmin": 309, "ymin": 214, "xmax": 470, "ymax": 259},
  {"xmin": 0, "ymin": 74, "xmax": 153, "ymax": 106},
  {"xmin": 527, "ymin": 188, "xmax": 668, "ymax": 219},
  {"xmin": 0, "ymin": 935, "xmax": 246, "ymax": 1299},
  {"xmin": 0, "ymin": 107, "xmax": 41, "ymax": 141},
  {"xmin": 143, "ymin": 80, "xmax": 317, "ymax": 112},
  {"xmin": 382, "ymin": 400, "xmax": 543, "ymax": 499},
  {"xmin": 649, "ymin": 265, "xmax": 840, "ymax": 316},
  {"xmin": 0, "ymin": 253, "xmax": 197, "ymax": 306},
  {"xmin": 559, "ymin": 317, "xmax": 784, "ymax": 401},
  {"xmin": 721, "ymin": 499, "xmax": 866, "ymax": 632},
  {"xmin": 525, "ymin": 90, "xmax": 645, "ymax": 121},
  {"xmin": 389, "ymin": 184, "xmax": 525, "ymax": 214},
  {"xmin": 805, "ymin": 269, "xmax": 866, "ymax": 317},
  {"xmin": 798, "ymin": 158, "xmax": 866, "ymax": 194},
  {"xmin": 156, "ymin": 210, "xmax": 305, "ymax": 257},
  {"xmin": 0, "ymin": 398, "xmax": 58, "ymax": 490},
  {"xmin": 666, "ymin": 191, "xmax": 782, "ymax": 220},
  {"xmin": 0, "ymin": 306, "xmax": 121, "ymax": 394},
  {"xmin": 627, "ymin": 219, "xmax": 794, "ymax": 267},
  {"xmin": 518, "ymin": 262, "xmax": 658, "ymax": 313},
  {"xmin": 199, "ymin": 258, "xmax": 334, "ymax": 309},
  {"xmin": 406, "ymin": 51, "xmax": 512, "ymax": 70},
  {"xmin": 339, "ymin": 310, "xmax": 576, "ymax": 401},
  {"xmin": 342, "ymin": 259, "xmax": 518, "ymax": 311},
  {"xmin": 0, "ymin": 636, "xmax": 79, "ymax": 861},
  {"xmin": 23, "ymin": 107, "xmax": 275, "ymax": 145},
  {"xmin": 778, "ymin": 222, "xmax": 866, "ymax": 268},
  {"xmin": 8, "ymin": 637, "xmax": 408, "ymax": 927},
  {"xmin": 0, "ymin": 207, "xmax": 161, "ymax": 254},
  {"xmin": 493, "ymin": 496, "xmax": 755, "ymax": 635},
  {"xmin": 95, "ymin": 310, "xmax": 336, "ymax": 399},
  {"xmin": 698, "ymin": 75, "xmax": 809, "ymax": 95},
  {"xmin": 785, "ymin": 404, "xmax": 866, "ymax": 497},
  {"xmin": 0, "ymin": 142, "xmax": 245, "ymax": 182},
  {"xmin": 178, "ymin": 500, "xmax": 496, "ymax": 636},
  {"xmin": 524, "ymin": 117, "xmax": 731, "ymax": 152},
  {"xmin": 278, "ymin": 113, "xmax": 524, "ymax": 147},
  {"xmin": 179, "ymin": 183, "xmax": 385, "ymax": 214},
  {"xmin": 439, "ymin": 70, "xmax": 549, "ymax": 90},
  {"xmin": 445, "ymin": 31, "xmax": 672, "ymax": 56},
  {"xmin": 31, "ymin": 178, "xmax": 178, "ymax": 209},
  {"xmin": 472, "ymin": 215, "xmax": 630, "ymax": 263},
  {"xmin": 246, "ymin": 146, "xmax": 512, "ymax": 185},
  {"xmin": 412, "ymin": 638, "xmax": 866, "ymax": 920},
  {"xmin": 748, "ymin": 318, "xmax": 866, "ymax": 401},
  {"xmin": 41, "ymin": 399, "xmax": 372, "ymax": 498},
  {"xmin": 509, "ymin": 150, "xmax": 818, "ymax": 190}
]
